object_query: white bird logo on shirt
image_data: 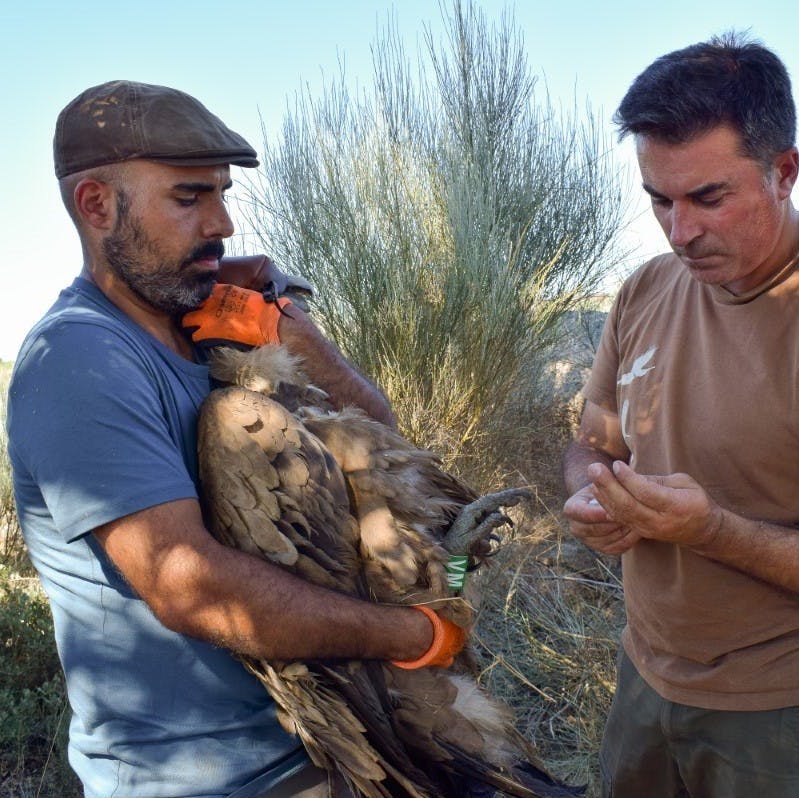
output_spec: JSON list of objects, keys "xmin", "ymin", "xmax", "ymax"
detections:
[{"xmin": 618, "ymin": 346, "xmax": 657, "ymax": 386}]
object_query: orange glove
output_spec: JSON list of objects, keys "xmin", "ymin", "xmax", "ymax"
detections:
[
  {"xmin": 391, "ymin": 605, "xmax": 468, "ymax": 670},
  {"xmin": 182, "ymin": 284, "xmax": 292, "ymax": 349}
]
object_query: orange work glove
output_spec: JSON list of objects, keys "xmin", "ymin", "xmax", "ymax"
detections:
[
  {"xmin": 391, "ymin": 605, "xmax": 468, "ymax": 670},
  {"xmin": 182, "ymin": 284, "xmax": 292, "ymax": 349}
]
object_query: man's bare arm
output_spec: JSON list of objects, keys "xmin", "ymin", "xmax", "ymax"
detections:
[
  {"xmin": 93, "ymin": 498, "xmax": 429, "ymax": 661},
  {"xmin": 278, "ymin": 306, "xmax": 397, "ymax": 428}
]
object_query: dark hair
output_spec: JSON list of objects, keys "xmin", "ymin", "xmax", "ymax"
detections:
[{"xmin": 614, "ymin": 32, "xmax": 796, "ymax": 164}]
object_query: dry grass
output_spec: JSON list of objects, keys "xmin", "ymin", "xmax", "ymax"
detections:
[
  {"xmin": 452, "ymin": 382, "xmax": 623, "ymax": 797},
  {"xmin": 474, "ymin": 520, "xmax": 623, "ymax": 795}
]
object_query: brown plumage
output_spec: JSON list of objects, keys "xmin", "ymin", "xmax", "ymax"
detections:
[{"xmin": 197, "ymin": 345, "xmax": 583, "ymax": 798}]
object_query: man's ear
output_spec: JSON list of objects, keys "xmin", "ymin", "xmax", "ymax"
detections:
[
  {"xmin": 74, "ymin": 178, "xmax": 117, "ymax": 230},
  {"xmin": 774, "ymin": 146, "xmax": 799, "ymax": 200}
]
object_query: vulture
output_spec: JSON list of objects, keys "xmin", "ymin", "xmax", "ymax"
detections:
[{"xmin": 196, "ymin": 344, "xmax": 583, "ymax": 798}]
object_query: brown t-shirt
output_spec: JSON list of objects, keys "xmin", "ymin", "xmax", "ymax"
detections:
[{"xmin": 584, "ymin": 251, "xmax": 799, "ymax": 710}]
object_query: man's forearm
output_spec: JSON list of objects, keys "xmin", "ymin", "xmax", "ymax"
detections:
[
  {"xmin": 692, "ymin": 509, "xmax": 799, "ymax": 595},
  {"xmin": 182, "ymin": 542, "xmax": 430, "ymax": 661},
  {"xmin": 563, "ymin": 399, "xmax": 630, "ymax": 497},
  {"xmin": 95, "ymin": 500, "xmax": 429, "ymax": 662},
  {"xmin": 588, "ymin": 461, "xmax": 799, "ymax": 593},
  {"xmin": 278, "ymin": 306, "xmax": 397, "ymax": 428},
  {"xmin": 562, "ymin": 439, "xmax": 616, "ymax": 496}
]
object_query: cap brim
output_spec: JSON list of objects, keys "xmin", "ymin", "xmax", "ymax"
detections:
[{"xmin": 150, "ymin": 154, "xmax": 260, "ymax": 169}]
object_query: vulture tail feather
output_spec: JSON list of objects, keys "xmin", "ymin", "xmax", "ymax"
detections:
[
  {"xmin": 435, "ymin": 737, "xmax": 586, "ymax": 798},
  {"xmin": 319, "ymin": 662, "xmax": 439, "ymax": 798}
]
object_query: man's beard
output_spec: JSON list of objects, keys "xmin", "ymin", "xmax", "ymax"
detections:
[{"xmin": 102, "ymin": 191, "xmax": 223, "ymax": 316}]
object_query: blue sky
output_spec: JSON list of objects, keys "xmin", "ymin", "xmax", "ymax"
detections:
[{"xmin": 1, "ymin": 0, "xmax": 797, "ymax": 360}]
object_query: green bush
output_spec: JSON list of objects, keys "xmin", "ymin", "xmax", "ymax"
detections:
[
  {"xmin": 0, "ymin": 570, "xmax": 78, "ymax": 796},
  {"xmin": 0, "ymin": 364, "xmax": 25, "ymax": 570},
  {"xmin": 239, "ymin": 0, "xmax": 627, "ymax": 458}
]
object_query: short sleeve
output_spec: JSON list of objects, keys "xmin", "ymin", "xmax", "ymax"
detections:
[
  {"xmin": 581, "ymin": 290, "xmax": 623, "ymax": 412},
  {"xmin": 9, "ymin": 318, "xmax": 200, "ymax": 541}
]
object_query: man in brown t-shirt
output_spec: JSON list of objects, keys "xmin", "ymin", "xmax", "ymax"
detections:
[{"xmin": 562, "ymin": 34, "xmax": 799, "ymax": 797}]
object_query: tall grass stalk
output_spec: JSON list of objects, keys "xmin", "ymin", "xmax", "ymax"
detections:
[{"xmin": 238, "ymin": 0, "xmax": 626, "ymax": 454}]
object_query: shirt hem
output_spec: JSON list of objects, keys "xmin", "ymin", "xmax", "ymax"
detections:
[
  {"xmin": 623, "ymin": 637, "xmax": 799, "ymax": 711},
  {"xmin": 62, "ymin": 485, "xmax": 199, "ymax": 543}
]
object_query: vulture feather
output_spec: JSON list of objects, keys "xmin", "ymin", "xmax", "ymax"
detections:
[{"xmin": 197, "ymin": 345, "xmax": 583, "ymax": 798}]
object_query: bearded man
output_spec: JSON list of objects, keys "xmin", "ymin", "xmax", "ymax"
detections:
[{"xmin": 7, "ymin": 81, "xmax": 463, "ymax": 798}]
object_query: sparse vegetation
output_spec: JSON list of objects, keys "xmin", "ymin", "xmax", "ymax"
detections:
[
  {"xmin": 0, "ymin": 364, "xmax": 79, "ymax": 798},
  {"xmin": 469, "ymin": 405, "xmax": 624, "ymax": 794},
  {"xmin": 238, "ymin": 0, "xmax": 627, "ymax": 461},
  {"xmin": 0, "ymin": 571, "xmax": 77, "ymax": 798}
]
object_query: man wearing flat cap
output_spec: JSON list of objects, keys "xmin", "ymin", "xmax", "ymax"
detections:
[{"xmin": 6, "ymin": 81, "xmax": 448, "ymax": 798}]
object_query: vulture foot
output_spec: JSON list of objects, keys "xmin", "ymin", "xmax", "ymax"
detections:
[{"xmin": 442, "ymin": 488, "xmax": 532, "ymax": 557}]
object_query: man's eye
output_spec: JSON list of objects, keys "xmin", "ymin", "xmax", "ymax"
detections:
[
  {"xmin": 651, "ymin": 197, "xmax": 671, "ymax": 208},
  {"xmin": 176, "ymin": 197, "xmax": 197, "ymax": 207},
  {"xmin": 697, "ymin": 196, "xmax": 723, "ymax": 207}
]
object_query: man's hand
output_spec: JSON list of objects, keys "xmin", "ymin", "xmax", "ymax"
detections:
[
  {"xmin": 217, "ymin": 255, "xmax": 313, "ymax": 312},
  {"xmin": 561, "ymin": 401, "xmax": 637, "ymax": 555},
  {"xmin": 587, "ymin": 460, "xmax": 724, "ymax": 549},
  {"xmin": 563, "ymin": 483, "xmax": 640, "ymax": 555},
  {"xmin": 182, "ymin": 284, "xmax": 291, "ymax": 349}
]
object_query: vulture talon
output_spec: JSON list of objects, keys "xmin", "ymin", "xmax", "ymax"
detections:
[{"xmin": 442, "ymin": 488, "xmax": 532, "ymax": 556}]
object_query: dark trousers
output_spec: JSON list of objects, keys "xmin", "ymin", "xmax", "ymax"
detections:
[{"xmin": 600, "ymin": 650, "xmax": 799, "ymax": 798}]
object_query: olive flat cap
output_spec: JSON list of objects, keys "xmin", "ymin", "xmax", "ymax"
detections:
[{"xmin": 54, "ymin": 80, "xmax": 259, "ymax": 178}]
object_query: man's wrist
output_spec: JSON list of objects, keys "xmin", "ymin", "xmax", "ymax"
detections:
[
  {"xmin": 689, "ymin": 504, "xmax": 727, "ymax": 555},
  {"xmin": 379, "ymin": 605, "xmax": 433, "ymax": 663}
]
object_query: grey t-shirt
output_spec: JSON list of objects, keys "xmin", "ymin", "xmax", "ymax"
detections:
[{"xmin": 7, "ymin": 278, "xmax": 303, "ymax": 797}]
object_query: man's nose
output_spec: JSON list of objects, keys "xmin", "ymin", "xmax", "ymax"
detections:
[
  {"xmin": 667, "ymin": 202, "xmax": 702, "ymax": 249},
  {"xmin": 203, "ymin": 201, "xmax": 235, "ymax": 239}
]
